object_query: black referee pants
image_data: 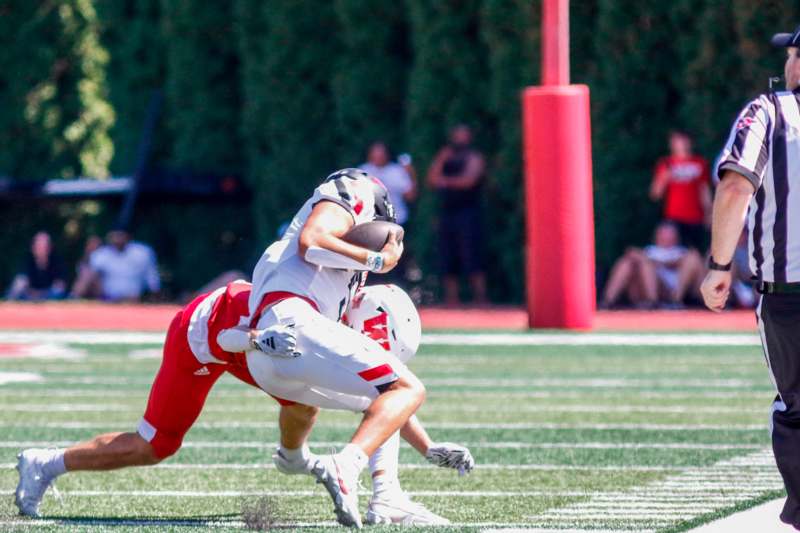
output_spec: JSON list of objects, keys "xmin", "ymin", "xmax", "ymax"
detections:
[{"xmin": 758, "ymin": 293, "xmax": 800, "ymax": 525}]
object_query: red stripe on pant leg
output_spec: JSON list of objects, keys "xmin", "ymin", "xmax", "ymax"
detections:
[{"xmin": 358, "ymin": 363, "xmax": 394, "ymax": 382}]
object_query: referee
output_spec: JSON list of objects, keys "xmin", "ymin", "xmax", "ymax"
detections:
[{"xmin": 701, "ymin": 25, "xmax": 800, "ymax": 527}]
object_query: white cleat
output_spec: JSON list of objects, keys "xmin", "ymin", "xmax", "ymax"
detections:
[
  {"xmin": 15, "ymin": 449, "xmax": 55, "ymax": 517},
  {"xmin": 310, "ymin": 454, "xmax": 362, "ymax": 528},
  {"xmin": 272, "ymin": 448, "xmax": 318, "ymax": 475},
  {"xmin": 366, "ymin": 491, "xmax": 451, "ymax": 526}
]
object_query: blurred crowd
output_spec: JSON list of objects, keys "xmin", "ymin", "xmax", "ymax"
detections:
[
  {"xmin": 6, "ymin": 228, "xmax": 160, "ymax": 303},
  {"xmin": 599, "ymin": 130, "xmax": 756, "ymax": 310},
  {"xmin": 5, "ymin": 125, "xmax": 490, "ymax": 306},
  {"xmin": 5, "ymin": 127, "xmax": 752, "ymax": 310}
]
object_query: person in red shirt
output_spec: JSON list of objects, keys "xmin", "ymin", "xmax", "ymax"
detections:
[{"xmin": 650, "ymin": 130, "xmax": 712, "ymax": 251}]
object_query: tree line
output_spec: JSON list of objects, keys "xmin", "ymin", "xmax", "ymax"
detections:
[{"xmin": 0, "ymin": 0, "xmax": 794, "ymax": 300}]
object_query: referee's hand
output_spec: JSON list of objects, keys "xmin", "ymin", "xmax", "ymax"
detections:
[{"xmin": 701, "ymin": 270, "xmax": 732, "ymax": 312}]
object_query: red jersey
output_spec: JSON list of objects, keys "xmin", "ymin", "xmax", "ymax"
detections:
[
  {"xmin": 185, "ymin": 280, "xmax": 252, "ymax": 366},
  {"xmin": 654, "ymin": 155, "xmax": 709, "ymax": 224},
  {"xmin": 185, "ymin": 281, "xmax": 315, "ymax": 367}
]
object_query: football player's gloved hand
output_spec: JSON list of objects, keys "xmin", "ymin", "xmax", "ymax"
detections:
[
  {"xmin": 425, "ymin": 442, "xmax": 474, "ymax": 475},
  {"xmin": 251, "ymin": 324, "xmax": 300, "ymax": 358}
]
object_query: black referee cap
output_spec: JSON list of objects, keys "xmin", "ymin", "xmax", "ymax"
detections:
[{"xmin": 771, "ymin": 25, "xmax": 800, "ymax": 48}]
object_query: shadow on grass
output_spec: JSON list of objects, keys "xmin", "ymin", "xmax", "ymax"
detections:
[{"xmin": 21, "ymin": 513, "xmax": 240, "ymax": 527}]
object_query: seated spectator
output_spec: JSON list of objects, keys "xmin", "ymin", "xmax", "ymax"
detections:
[
  {"xmin": 650, "ymin": 130, "xmax": 712, "ymax": 251},
  {"xmin": 71, "ymin": 235, "xmax": 103, "ymax": 298},
  {"xmin": 601, "ymin": 222, "xmax": 705, "ymax": 309},
  {"xmin": 6, "ymin": 231, "xmax": 66, "ymax": 301},
  {"xmin": 71, "ymin": 228, "xmax": 160, "ymax": 302},
  {"xmin": 360, "ymin": 141, "xmax": 417, "ymax": 226}
]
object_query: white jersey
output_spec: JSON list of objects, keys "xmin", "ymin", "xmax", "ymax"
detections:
[{"xmin": 249, "ymin": 176, "xmax": 378, "ymax": 322}]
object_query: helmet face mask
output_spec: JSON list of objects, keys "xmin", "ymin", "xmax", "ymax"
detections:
[
  {"xmin": 345, "ymin": 284, "xmax": 421, "ymax": 363},
  {"xmin": 324, "ymin": 168, "xmax": 397, "ymax": 223}
]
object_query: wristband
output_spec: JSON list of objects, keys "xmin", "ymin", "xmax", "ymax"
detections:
[
  {"xmin": 366, "ymin": 252, "xmax": 384, "ymax": 272},
  {"xmin": 708, "ymin": 256, "xmax": 732, "ymax": 272}
]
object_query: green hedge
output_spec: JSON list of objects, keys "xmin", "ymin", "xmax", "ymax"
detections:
[
  {"xmin": 96, "ymin": 0, "xmax": 166, "ymax": 173},
  {"xmin": 236, "ymin": 1, "xmax": 342, "ymax": 242},
  {"xmin": 404, "ymin": 0, "xmax": 493, "ymax": 296},
  {"xmin": 332, "ymin": 0, "xmax": 411, "ymax": 165},
  {"xmin": 480, "ymin": 0, "xmax": 538, "ymax": 301},
  {"xmin": 161, "ymin": 0, "xmax": 242, "ymax": 174},
  {"xmin": 3, "ymin": 1, "xmax": 799, "ymax": 299},
  {"xmin": 0, "ymin": 0, "xmax": 112, "ymax": 180}
]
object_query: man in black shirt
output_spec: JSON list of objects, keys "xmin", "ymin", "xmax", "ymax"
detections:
[
  {"xmin": 427, "ymin": 125, "xmax": 488, "ymax": 305},
  {"xmin": 6, "ymin": 231, "xmax": 66, "ymax": 301}
]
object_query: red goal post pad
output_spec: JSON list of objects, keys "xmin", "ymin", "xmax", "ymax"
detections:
[{"xmin": 522, "ymin": 84, "xmax": 595, "ymax": 329}]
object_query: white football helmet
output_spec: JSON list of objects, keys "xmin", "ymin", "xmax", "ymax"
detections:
[{"xmin": 346, "ymin": 284, "xmax": 421, "ymax": 363}]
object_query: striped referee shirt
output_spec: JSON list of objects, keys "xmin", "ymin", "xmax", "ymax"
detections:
[{"xmin": 718, "ymin": 89, "xmax": 800, "ymax": 282}]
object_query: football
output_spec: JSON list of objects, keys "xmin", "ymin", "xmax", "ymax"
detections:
[{"xmin": 342, "ymin": 220, "xmax": 404, "ymax": 252}]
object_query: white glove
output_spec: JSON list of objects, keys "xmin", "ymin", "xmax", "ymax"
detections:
[
  {"xmin": 425, "ymin": 442, "xmax": 474, "ymax": 475},
  {"xmin": 251, "ymin": 324, "xmax": 300, "ymax": 358}
]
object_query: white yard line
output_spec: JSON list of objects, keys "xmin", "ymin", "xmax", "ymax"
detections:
[
  {"xmin": 0, "ymin": 421, "xmax": 768, "ymax": 430},
  {"xmin": 0, "ymin": 371, "xmax": 42, "ymax": 385},
  {"xmin": 0, "ymin": 489, "xmax": 581, "ymax": 498},
  {"xmin": 0, "ymin": 402, "xmax": 768, "ymax": 415},
  {"xmin": 16, "ymin": 375, "xmax": 769, "ymax": 389},
  {"xmin": 0, "ymin": 453, "xmax": 773, "ymax": 471},
  {"xmin": 528, "ymin": 449, "xmax": 782, "ymax": 529},
  {"xmin": 423, "ymin": 333, "xmax": 761, "ymax": 346},
  {"xmin": 0, "ymin": 519, "xmax": 558, "ymax": 530},
  {"xmin": 0, "ymin": 489, "xmax": 769, "ymax": 503},
  {"xmin": 483, "ymin": 530, "xmax": 655, "ymax": 533},
  {"xmin": 0, "ymin": 389, "xmax": 771, "ymax": 401},
  {"xmin": 422, "ymin": 377, "xmax": 766, "ymax": 388},
  {"xmin": 0, "ymin": 330, "xmax": 761, "ymax": 346},
  {"xmin": 0, "ymin": 441, "xmax": 763, "ymax": 451},
  {"xmin": 0, "ymin": 459, "xmax": 685, "ymax": 472}
]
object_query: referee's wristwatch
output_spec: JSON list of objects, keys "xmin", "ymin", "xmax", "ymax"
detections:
[{"xmin": 708, "ymin": 256, "xmax": 732, "ymax": 272}]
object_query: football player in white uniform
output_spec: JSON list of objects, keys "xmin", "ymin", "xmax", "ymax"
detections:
[
  {"xmin": 240, "ymin": 168, "xmax": 432, "ymax": 527},
  {"xmin": 259, "ymin": 284, "xmax": 474, "ymax": 525}
]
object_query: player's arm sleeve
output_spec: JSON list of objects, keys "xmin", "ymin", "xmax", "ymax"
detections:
[
  {"xmin": 305, "ymin": 246, "xmax": 372, "ymax": 271},
  {"xmin": 717, "ymin": 97, "xmax": 772, "ymax": 189}
]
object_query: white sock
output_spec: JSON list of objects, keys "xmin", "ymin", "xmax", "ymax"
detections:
[
  {"xmin": 339, "ymin": 443, "xmax": 368, "ymax": 472},
  {"xmin": 39, "ymin": 449, "xmax": 67, "ymax": 479},
  {"xmin": 372, "ymin": 473, "xmax": 402, "ymax": 497},
  {"xmin": 369, "ymin": 431, "xmax": 400, "ymax": 482},
  {"xmin": 279, "ymin": 442, "xmax": 310, "ymax": 463}
]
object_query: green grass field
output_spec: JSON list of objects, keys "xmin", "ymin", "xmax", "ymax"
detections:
[{"xmin": 0, "ymin": 331, "xmax": 784, "ymax": 532}]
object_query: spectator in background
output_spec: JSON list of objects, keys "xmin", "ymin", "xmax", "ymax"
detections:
[
  {"xmin": 601, "ymin": 221, "xmax": 705, "ymax": 309},
  {"xmin": 6, "ymin": 231, "xmax": 66, "ymax": 300},
  {"xmin": 71, "ymin": 235, "xmax": 103, "ymax": 298},
  {"xmin": 427, "ymin": 124, "xmax": 487, "ymax": 305},
  {"xmin": 360, "ymin": 141, "xmax": 417, "ymax": 226},
  {"xmin": 71, "ymin": 228, "xmax": 160, "ymax": 302},
  {"xmin": 650, "ymin": 130, "xmax": 712, "ymax": 251}
]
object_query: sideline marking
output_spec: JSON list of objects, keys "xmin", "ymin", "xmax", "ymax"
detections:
[
  {"xmin": 0, "ymin": 371, "xmax": 42, "ymax": 385},
  {"xmin": 529, "ymin": 449, "xmax": 781, "ymax": 528}
]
